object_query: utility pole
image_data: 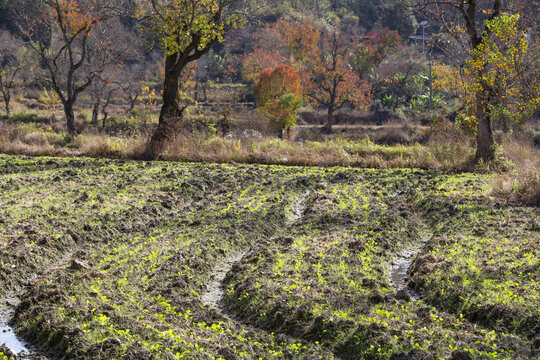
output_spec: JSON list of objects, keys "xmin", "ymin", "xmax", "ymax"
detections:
[
  {"xmin": 428, "ymin": 52, "xmax": 433, "ymax": 111},
  {"xmin": 421, "ymin": 21, "xmax": 428, "ymax": 53}
]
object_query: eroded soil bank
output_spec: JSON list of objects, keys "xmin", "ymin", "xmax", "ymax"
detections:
[{"xmin": 0, "ymin": 155, "xmax": 538, "ymax": 359}]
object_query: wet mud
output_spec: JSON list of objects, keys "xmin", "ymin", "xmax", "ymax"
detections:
[{"xmin": 0, "ymin": 156, "xmax": 538, "ymax": 359}]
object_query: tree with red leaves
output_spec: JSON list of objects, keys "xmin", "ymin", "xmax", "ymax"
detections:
[{"xmin": 255, "ymin": 64, "xmax": 303, "ymax": 139}]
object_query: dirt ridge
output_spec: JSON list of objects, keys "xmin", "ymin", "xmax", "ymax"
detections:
[{"xmin": 201, "ymin": 190, "xmax": 311, "ymax": 321}]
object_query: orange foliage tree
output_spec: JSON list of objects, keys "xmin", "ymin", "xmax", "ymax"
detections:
[
  {"xmin": 243, "ymin": 19, "xmax": 372, "ymax": 134},
  {"xmin": 274, "ymin": 19, "xmax": 321, "ymax": 68},
  {"xmin": 255, "ymin": 64, "xmax": 303, "ymax": 139},
  {"xmin": 302, "ymin": 22, "xmax": 372, "ymax": 133},
  {"xmin": 241, "ymin": 19, "xmax": 320, "ymax": 82}
]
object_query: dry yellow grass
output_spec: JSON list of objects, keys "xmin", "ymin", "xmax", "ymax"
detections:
[
  {"xmin": 158, "ymin": 133, "xmax": 475, "ymax": 170},
  {"xmin": 492, "ymin": 137, "xmax": 540, "ymax": 205},
  {"xmin": 0, "ymin": 125, "xmax": 63, "ymax": 156},
  {"xmin": 0, "ymin": 120, "xmax": 480, "ymax": 171}
]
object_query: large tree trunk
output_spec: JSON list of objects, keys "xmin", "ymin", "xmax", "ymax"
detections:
[
  {"xmin": 322, "ymin": 105, "xmax": 335, "ymax": 134},
  {"xmin": 3, "ymin": 92, "xmax": 10, "ymax": 116},
  {"xmin": 91, "ymin": 100, "xmax": 100, "ymax": 126},
  {"xmin": 146, "ymin": 53, "xmax": 183, "ymax": 159},
  {"xmin": 475, "ymin": 95, "xmax": 495, "ymax": 162},
  {"xmin": 65, "ymin": 101, "xmax": 76, "ymax": 134}
]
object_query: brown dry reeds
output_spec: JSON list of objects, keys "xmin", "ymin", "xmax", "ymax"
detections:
[
  {"xmin": 0, "ymin": 121, "xmax": 478, "ymax": 171},
  {"xmin": 492, "ymin": 137, "xmax": 540, "ymax": 205},
  {"xmin": 159, "ymin": 133, "xmax": 474, "ymax": 170}
]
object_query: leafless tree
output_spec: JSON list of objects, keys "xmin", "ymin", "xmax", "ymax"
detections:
[
  {"xmin": 12, "ymin": 0, "xmax": 127, "ymax": 133},
  {"xmin": 0, "ymin": 31, "xmax": 34, "ymax": 115},
  {"xmin": 87, "ymin": 18, "xmax": 141, "ymax": 128},
  {"xmin": 116, "ymin": 63, "xmax": 144, "ymax": 115},
  {"xmin": 89, "ymin": 76, "xmax": 116, "ymax": 128}
]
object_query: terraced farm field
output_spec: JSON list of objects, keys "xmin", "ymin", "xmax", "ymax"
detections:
[{"xmin": 0, "ymin": 155, "xmax": 538, "ymax": 360}]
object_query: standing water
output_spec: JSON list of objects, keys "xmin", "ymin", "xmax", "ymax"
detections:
[
  {"xmin": 0, "ymin": 296, "xmax": 32, "ymax": 355},
  {"xmin": 389, "ymin": 232, "xmax": 431, "ymax": 301},
  {"xmin": 389, "ymin": 249, "xmax": 420, "ymax": 300}
]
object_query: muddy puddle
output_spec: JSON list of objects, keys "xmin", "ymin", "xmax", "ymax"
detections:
[
  {"xmin": 390, "ymin": 249, "xmax": 420, "ymax": 300},
  {"xmin": 389, "ymin": 231, "xmax": 431, "ymax": 300},
  {"xmin": 1, "ymin": 254, "xmax": 74, "ymax": 359},
  {"xmin": 0, "ymin": 296, "xmax": 32, "ymax": 356}
]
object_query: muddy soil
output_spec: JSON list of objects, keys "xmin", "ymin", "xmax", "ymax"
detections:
[
  {"xmin": 202, "ymin": 191, "xmax": 311, "ymax": 320},
  {"xmin": 0, "ymin": 155, "xmax": 538, "ymax": 360}
]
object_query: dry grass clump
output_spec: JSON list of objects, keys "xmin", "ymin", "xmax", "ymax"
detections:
[
  {"xmin": 160, "ymin": 134, "xmax": 474, "ymax": 170},
  {"xmin": 79, "ymin": 135, "xmax": 126, "ymax": 158},
  {"xmin": 492, "ymin": 137, "xmax": 540, "ymax": 205},
  {"xmin": 0, "ymin": 123, "xmax": 65, "ymax": 156},
  {"xmin": 0, "ymin": 122, "xmax": 144, "ymax": 159},
  {"xmin": 295, "ymin": 121, "xmax": 425, "ymax": 145},
  {"xmin": 78, "ymin": 134, "xmax": 151, "ymax": 159},
  {"xmin": 0, "ymin": 117, "xmax": 477, "ymax": 171}
]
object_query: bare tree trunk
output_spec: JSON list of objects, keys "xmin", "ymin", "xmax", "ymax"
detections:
[
  {"xmin": 146, "ymin": 53, "xmax": 183, "ymax": 158},
  {"xmin": 127, "ymin": 94, "xmax": 138, "ymax": 114},
  {"xmin": 3, "ymin": 92, "xmax": 10, "ymax": 116},
  {"xmin": 99, "ymin": 91, "xmax": 113, "ymax": 130},
  {"xmin": 102, "ymin": 112, "xmax": 109, "ymax": 130},
  {"xmin": 91, "ymin": 101, "xmax": 100, "ymax": 126},
  {"xmin": 475, "ymin": 95, "xmax": 495, "ymax": 162},
  {"xmin": 65, "ymin": 101, "xmax": 76, "ymax": 134},
  {"xmin": 323, "ymin": 104, "xmax": 335, "ymax": 134}
]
